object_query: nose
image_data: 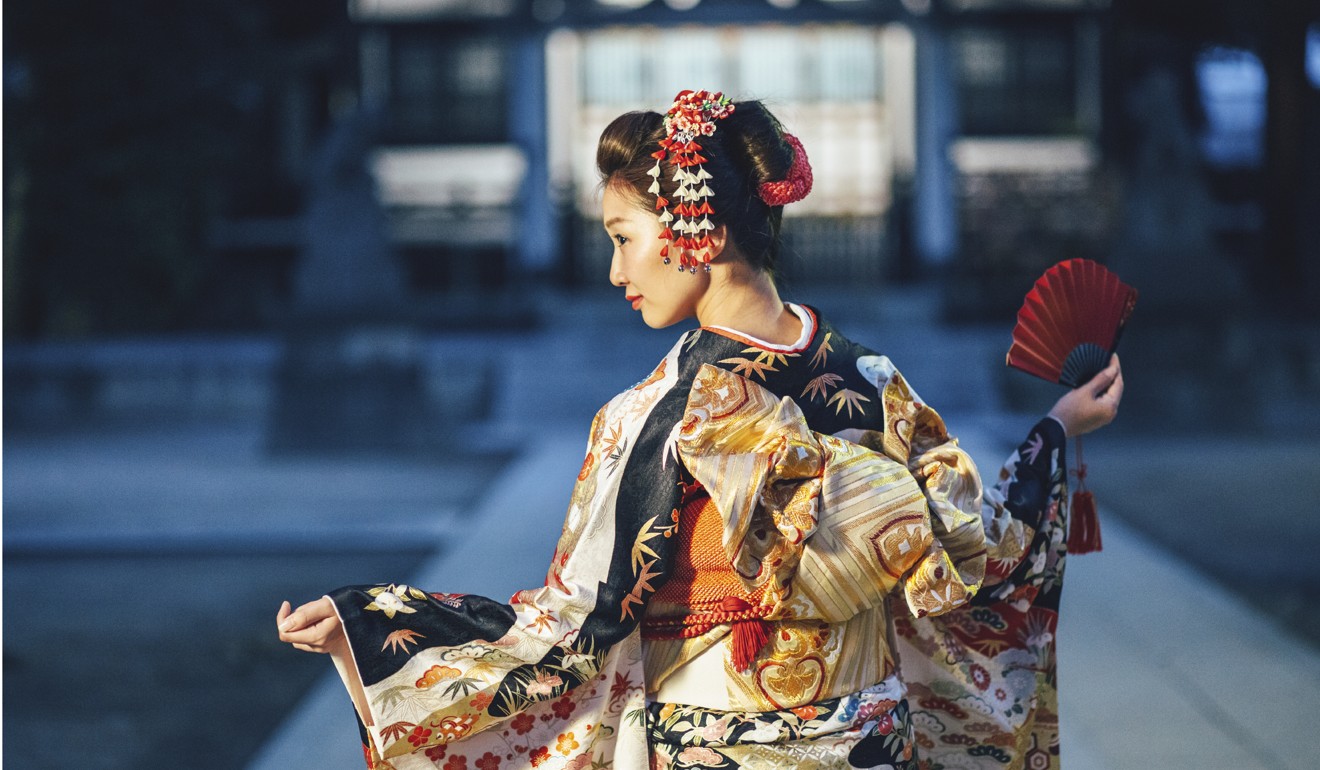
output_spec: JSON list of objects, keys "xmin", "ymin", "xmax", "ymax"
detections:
[{"xmin": 608, "ymin": 248, "xmax": 625, "ymax": 287}]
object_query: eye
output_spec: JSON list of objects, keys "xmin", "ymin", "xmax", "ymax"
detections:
[{"xmin": 612, "ymin": 234, "xmax": 629, "ymax": 247}]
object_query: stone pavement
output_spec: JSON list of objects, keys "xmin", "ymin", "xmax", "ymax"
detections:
[
  {"xmin": 249, "ymin": 290, "xmax": 1320, "ymax": 769},
  {"xmin": 1058, "ymin": 515, "xmax": 1320, "ymax": 769}
]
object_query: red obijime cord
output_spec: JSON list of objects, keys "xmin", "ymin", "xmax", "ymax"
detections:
[{"xmin": 1067, "ymin": 436, "xmax": 1103, "ymax": 554}]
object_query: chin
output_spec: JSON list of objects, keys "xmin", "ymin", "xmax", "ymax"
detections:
[
  {"xmin": 640, "ymin": 308, "xmax": 685, "ymax": 329},
  {"xmin": 640, "ymin": 314, "xmax": 674, "ymax": 330}
]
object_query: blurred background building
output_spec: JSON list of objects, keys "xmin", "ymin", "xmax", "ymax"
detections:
[
  {"xmin": 4, "ymin": 0, "xmax": 1319, "ymax": 767},
  {"xmin": 9, "ymin": 0, "xmax": 1316, "ymax": 335},
  {"xmin": 7, "ymin": 0, "xmax": 1319, "ymax": 428}
]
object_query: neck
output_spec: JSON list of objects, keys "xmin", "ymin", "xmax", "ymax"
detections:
[{"xmin": 695, "ymin": 263, "xmax": 800, "ymax": 346}]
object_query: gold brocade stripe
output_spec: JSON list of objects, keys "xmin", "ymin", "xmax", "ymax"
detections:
[{"xmin": 789, "ymin": 447, "xmax": 929, "ymax": 622}]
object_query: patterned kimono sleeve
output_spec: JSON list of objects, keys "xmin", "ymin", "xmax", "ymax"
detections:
[
  {"xmin": 323, "ymin": 347, "xmax": 693, "ymax": 767},
  {"xmin": 978, "ymin": 416, "xmax": 1069, "ymax": 594}
]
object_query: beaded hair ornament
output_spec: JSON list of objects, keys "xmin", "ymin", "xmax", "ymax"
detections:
[{"xmin": 650, "ymin": 89, "xmax": 813, "ymax": 273}]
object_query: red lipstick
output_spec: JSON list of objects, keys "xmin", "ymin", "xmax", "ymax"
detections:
[{"xmin": 626, "ymin": 295, "xmax": 642, "ymax": 311}]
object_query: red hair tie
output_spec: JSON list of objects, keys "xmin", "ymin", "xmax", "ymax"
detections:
[{"xmin": 757, "ymin": 133, "xmax": 813, "ymax": 207}]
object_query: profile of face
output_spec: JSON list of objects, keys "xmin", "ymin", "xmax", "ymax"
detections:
[{"xmin": 602, "ymin": 183, "xmax": 712, "ymax": 329}]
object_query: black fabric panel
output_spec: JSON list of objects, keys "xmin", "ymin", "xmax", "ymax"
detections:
[
  {"xmin": 329, "ymin": 587, "xmax": 518, "ymax": 686},
  {"xmin": 1003, "ymin": 418, "xmax": 1067, "ymax": 532}
]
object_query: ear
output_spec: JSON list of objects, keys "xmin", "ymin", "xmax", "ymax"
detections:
[{"xmin": 707, "ymin": 223, "xmax": 730, "ymax": 261}]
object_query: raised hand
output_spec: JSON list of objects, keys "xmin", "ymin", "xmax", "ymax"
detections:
[
  {"xmin": 1047, "ymin": 354, "xmax": 1124, "ymax": 437},
  {"xmin": 277, "ymin": 597, "xmax": 347, "ymax": 656}
]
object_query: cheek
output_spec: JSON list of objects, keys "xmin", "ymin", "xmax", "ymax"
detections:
[{"xmin": 624, "ymin": 238, "xmax": 664, "ymax": 275}]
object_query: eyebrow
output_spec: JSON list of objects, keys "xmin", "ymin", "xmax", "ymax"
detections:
[{"xmin": 604, "ymin": 216, "xmax": 629, "ymax": 229}]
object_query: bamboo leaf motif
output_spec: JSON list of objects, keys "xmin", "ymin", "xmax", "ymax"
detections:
[
  {"xmin": 630, "ymin": 515, "xmax": 663, "ymax": 573},
  {"xmin": 811, "ymin": 332, "xmax": 834, "ymax": 370},
  {"xmin": 381, "ymin": 628, "xmax": 426, "ymax": 654},
  {"xmin": 801, "ymin": 373, "xmax": 843, "ymax": 402},
  {"xmin": 827, "ymin": 388, "xmax": 872, "ymax": 418},
  {"xmin": 440, "ymin": 677, "xmax": 483, "ymax": 699},
  {"xmin": 719, "ymin": 356, "xmax": 776, "ymax": 380}
]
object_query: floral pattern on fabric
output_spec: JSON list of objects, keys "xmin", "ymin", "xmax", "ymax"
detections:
[
  {"xmin": 648, "ymin": 677, "xmax": 918, "ymax": 769},
  {"xmin": 359, "ymin": 636, "xmax": 648, "ymax": 770},
  {"xmin": 894, "ymin": 418, "xmax": 1070, "ymax": 770}
]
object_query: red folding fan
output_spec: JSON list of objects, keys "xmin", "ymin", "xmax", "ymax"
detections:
[
  {"xmin": 1007, "ymin": 258, "xmax": 1138, "ymax": 388},
  {"xmin": 1006, "ymin": 258, "xmax": 1137, "ymax": 555}
]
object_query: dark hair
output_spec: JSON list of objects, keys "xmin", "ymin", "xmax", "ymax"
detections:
[{"xmin": 596, "ymin": 100, "xmax": 794, "ymax": 275}]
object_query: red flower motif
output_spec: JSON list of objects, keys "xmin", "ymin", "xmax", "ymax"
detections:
[
  {"xmin": 511, "ymin": 712, "xmax": 536, "ymax": 735},
  {"xmin": 475, "ymin": 752, "xmax": 501, "ymax": 770},
  {"xmin": 470, "ymin": 692, "xmax": 494, "ymax": 711},
  {"xmin": 551, "ymin": 697, "xmax": 576, "ymax": 720},
  {"xmin": 529, "ymin": 746, "xmax": 551, "ymax": 767},
  {"xmin": 969, "ymin": 662, "xmax": 991, "ymax": 691},
  {"xmin": 875, "ymin": 713, "xmax": 894, "ymax": 735},
  {"xmin": 425, "ymin": 744, "xmax": 448, "ymax": 761},
  {"xmin": 443, "ymin": 756, "xmax": 468, "ymax": 770},
  {"xmin": 407, "ymin": 726, "xmax": 433, "ymax": 747}
]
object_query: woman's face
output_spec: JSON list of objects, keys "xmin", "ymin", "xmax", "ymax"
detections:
[{"xmin": 602, "ymin": 183, "xmax": 709, "ymax": 329}]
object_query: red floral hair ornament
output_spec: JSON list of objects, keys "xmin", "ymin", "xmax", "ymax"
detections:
[
  {"xmin": 757, "ymin": 133, "xmax": 813, "ymax": 207},
  {"xmin": 650, "ymin": 89, "xmax": 735, "ymax": 273}
]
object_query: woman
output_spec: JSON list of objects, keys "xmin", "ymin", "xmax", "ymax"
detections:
[{"xmin": 277, "ymin": 90, "xmax": 1122, "ymax": 770}]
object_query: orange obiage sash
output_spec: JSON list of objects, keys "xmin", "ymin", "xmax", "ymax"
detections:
[{"xmin": 641, "ymin": 486, "xmax": 772, "ymax": 672}]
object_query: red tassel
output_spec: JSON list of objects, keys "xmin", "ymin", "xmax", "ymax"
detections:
[
  {"xmin": 1067, "ymin": 436, "xmax": 1103, "ymax": 554},
  {"xmin": 730, "ymin": 619, "xmax": 770, "ymax": 673},
  {"xmin": 1068, "ymin": 490, "xmax": 1102, "ymax": 554},
  {"xmin": 719, "ymin": 596, "xmax": 770, "ymax": 672}
]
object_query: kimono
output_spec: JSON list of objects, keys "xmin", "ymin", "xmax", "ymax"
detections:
[
  {"xmin": 325, "ymin": 304, "xmax": 1067, "ymax": 770},
  {"xmin": 893, "ymin": 417, "xmax": 1071, "ymax": 770}
]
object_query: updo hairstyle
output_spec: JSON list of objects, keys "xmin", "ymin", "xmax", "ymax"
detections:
[{"xmin": 596, "ymin": 100, "xmax": 794, "ymax": 275}]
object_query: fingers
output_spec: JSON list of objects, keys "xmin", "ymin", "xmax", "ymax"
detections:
[
  {"xmin": 279, "ymin": 597, "xmax": 333, "ymax": 633},
  {"xmin": 1100, "ymin": 368, "xmax": 1124, "ymax": 410},
  {"xmin": 277, "ymin": 600, "xmax": 300, "ymax": 633},
  {"xmin": 278, "ymin": 607, "xmax": 301, "ymax": 634},
  {"xmin": 1096, "ymin": 354, "xmax": 1124, "ymax": 401},
  {"xmin": 278, "ymin": 597, "xmax": 344, "ymax": 655},
  {"xmin": 281, "ymin": 614, "xmax": 340, "ymax": 645},
  {"xmin": 1087, "ymin": 356, "xmax": 1120, "ymax": 397},
  {"xmin": 278, "ymin": 597, "xmax": 346, "ymax": 655}
]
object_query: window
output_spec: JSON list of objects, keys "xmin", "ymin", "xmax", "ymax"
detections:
[
  {"xmin": 956, "ymin": 23, "xmax": 1078, "ymax": 136},
  {"xmin": 387, "ymin": 32, "xmax": 508, "ymax": 144}
]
